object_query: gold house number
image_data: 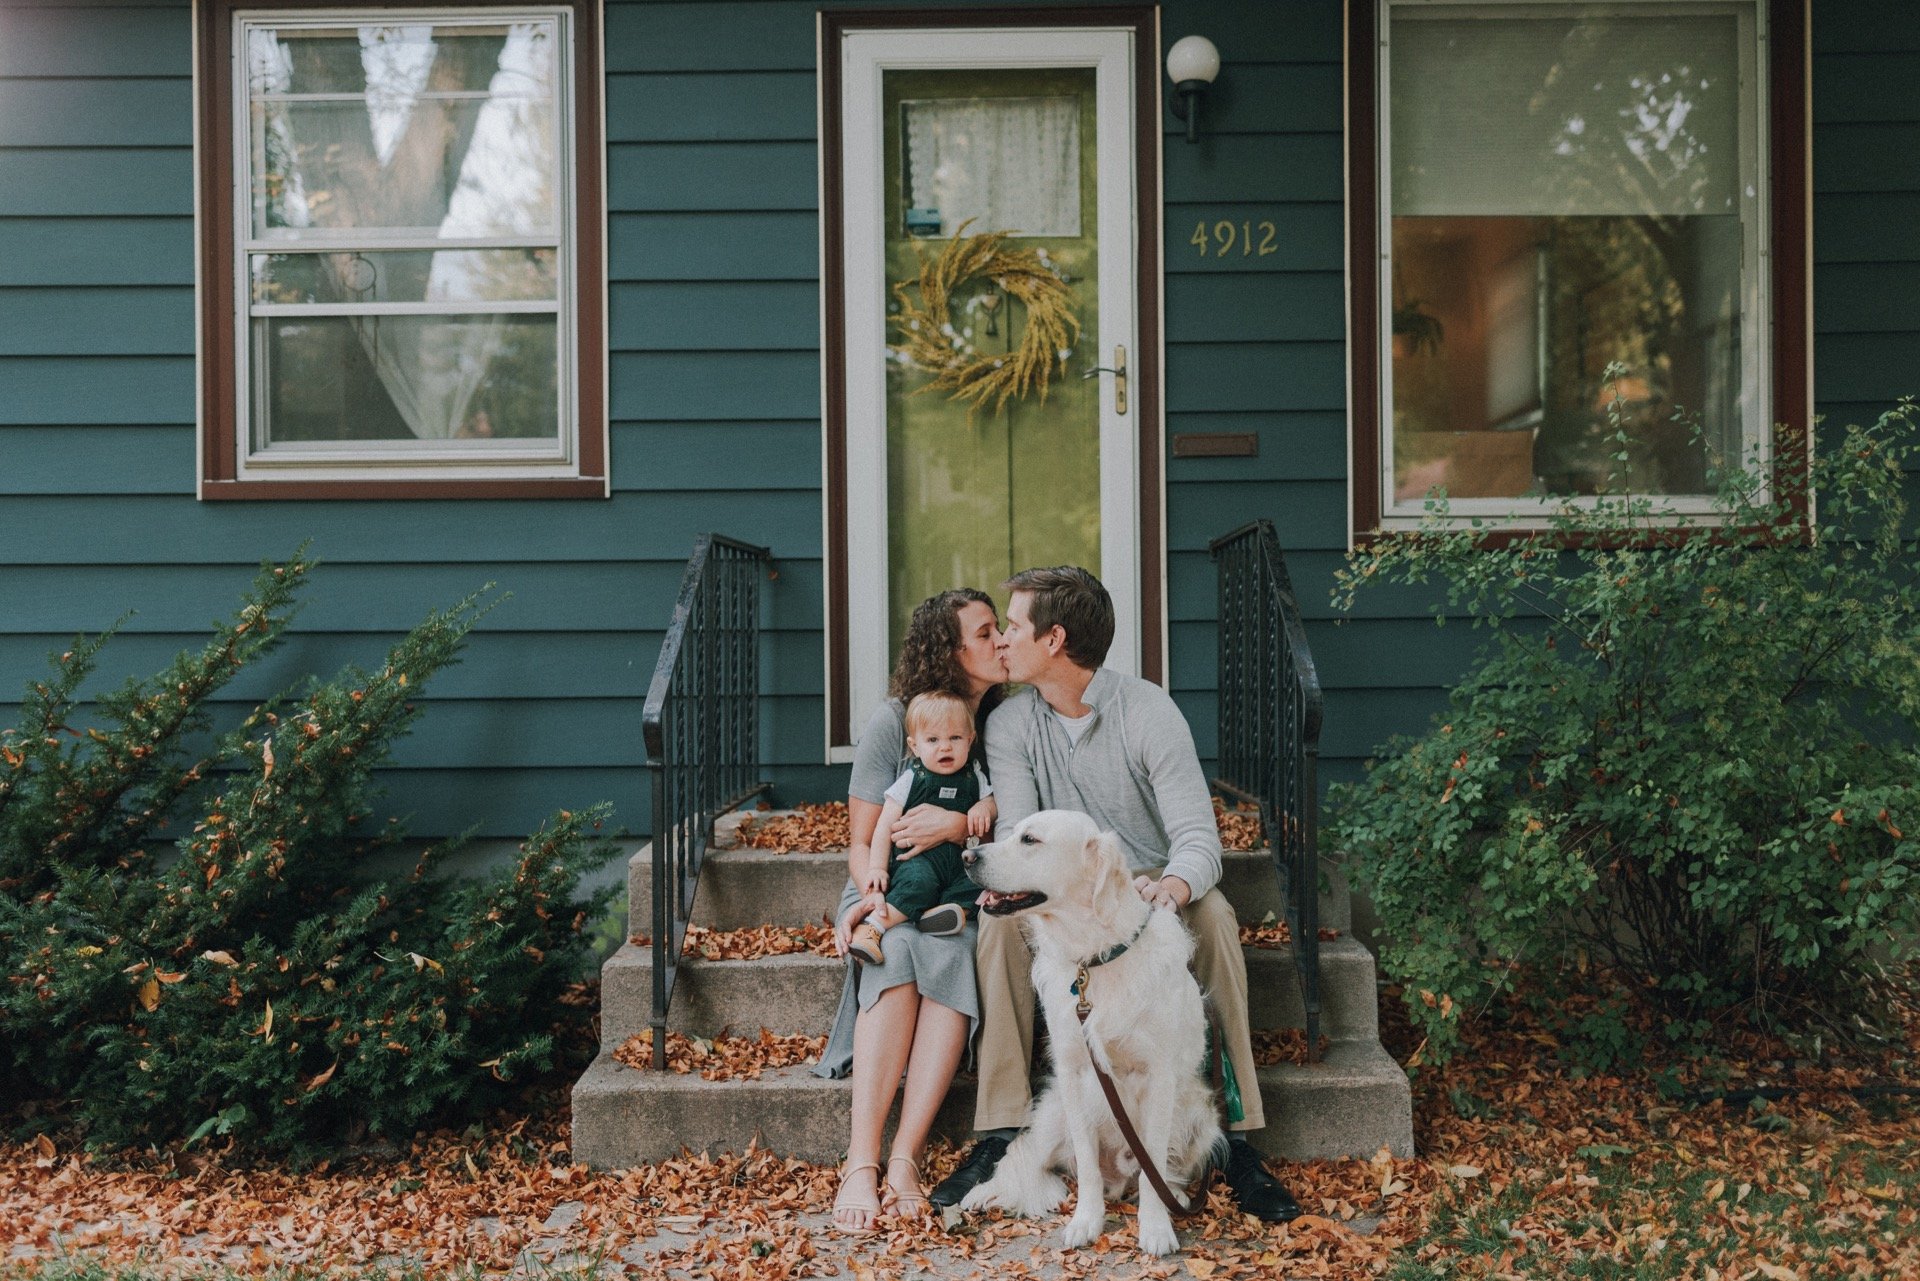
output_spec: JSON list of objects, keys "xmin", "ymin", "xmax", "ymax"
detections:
[{"xmin": 1190, "ymin": 219, "xmax": 1278, "ymax": 258}]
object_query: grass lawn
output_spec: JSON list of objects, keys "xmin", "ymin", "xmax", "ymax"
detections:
[{"xmin": 2, "ymin": 981, "xmax": 1915, "ymax": 1281}]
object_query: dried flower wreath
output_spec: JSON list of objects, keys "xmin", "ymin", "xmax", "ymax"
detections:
[{"xmin": 889, "ymin": 222, "xmax": 1081, "ymax": 416}]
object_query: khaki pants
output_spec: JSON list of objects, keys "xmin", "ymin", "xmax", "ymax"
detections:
[{"xmin": 972, "ymin": 888, "xmax": 1265, "ymax": 1133}]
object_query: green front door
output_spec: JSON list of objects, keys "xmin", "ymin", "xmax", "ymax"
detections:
[{"xmin": 880, "ymin": 66, "xmax": 1104, "ymax": 656}]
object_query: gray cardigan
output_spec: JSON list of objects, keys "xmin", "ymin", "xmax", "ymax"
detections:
[
  {"xmin": 984, "ymin": 667, "xmax": 1224, "ymax": 901},
  {"xmin": 848, "ymin": 698, "xmax": 909, "ymax": 806}
]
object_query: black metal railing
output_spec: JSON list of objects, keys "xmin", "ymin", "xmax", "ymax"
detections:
[
  {"xmin": 643, "ymin": 534, "xmax": 772, "ymax": 1068},
  {"xmin": 1210, "ymin": 519, "xmax": 1325, "ymax": 1062}
]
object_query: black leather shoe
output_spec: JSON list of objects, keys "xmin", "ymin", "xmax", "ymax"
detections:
[
  {"xmin": 929, "ymin": 1135, "xmax": 1010, "ymax": 1208},
  {"xmin": 1219, "ymin": 1137, "xmax": 1303, "ymax": 1222}
]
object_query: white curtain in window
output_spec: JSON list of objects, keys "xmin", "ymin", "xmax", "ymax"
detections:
[
  {"xmin": 1391, "ymin": 13, "xmax": 1742, "ymax": 217},
  {"xmin": 904, "ymin": 96, "xmax": 1081, "ymax": 237},
  {"xmin": 345, "ymin": 313, "xmax": 506, "ymax": 440}
]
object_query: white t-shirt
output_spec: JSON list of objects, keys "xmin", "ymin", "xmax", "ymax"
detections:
[
  {"xmin": 1052, "ymin": 706, "xmax": 1096, "ymax": 747},
  {"xmin": 883, "ymin": 760, "xmax": 994, "ymax": 807}
]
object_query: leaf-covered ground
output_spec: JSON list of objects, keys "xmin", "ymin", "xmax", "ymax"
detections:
[{"xmin": 3, "ymin": 981, "xmax": 1916, "ymax": 1280}]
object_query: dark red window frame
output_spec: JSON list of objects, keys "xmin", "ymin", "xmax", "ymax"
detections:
[
  {"xmin": 1345, "ymin": 0, "xmax": 1810, "ymax": 544},
  {"xmin": 196, "ymin": 0, "xmax": 606, "ymax": 500}
]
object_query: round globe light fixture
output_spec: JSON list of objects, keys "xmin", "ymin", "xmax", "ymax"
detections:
[{"xmin": 1166, "ymin": 35, "xmax": 1221, "ymax": 144}]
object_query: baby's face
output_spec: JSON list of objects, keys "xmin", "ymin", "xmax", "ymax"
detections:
[{"xmin": 910, "ymin": 721, "xmax": 973, "ymax": 775}]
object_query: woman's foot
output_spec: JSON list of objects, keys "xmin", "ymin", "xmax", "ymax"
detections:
[
  {"xmin": 847, "ymin": 922, "xmax": 885, "ymax": 966},
  {"xmin": 833, "ymin": 1161, "xmax": 882, "ymax": 1233},
  {"xmin": 885, "ymin": 1154, "xmax": 930, "ymax": 1220}
]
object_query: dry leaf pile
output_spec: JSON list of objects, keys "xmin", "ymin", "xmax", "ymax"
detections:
[
  {"xmin": 1213, "ymin": 799, "xmax": 1265, "ymax": 851},
  {"xmin": 1251, "ymin": 1028, "xmax": 1330, "ymax": 1067},
  {"xmin": 612, "ymin": 1028, "xmax": 826, "ymax": 1082},
  {"xmin": 737, "ymin": 800, "xmax": 1264, "ymax": 854},
  {"xmin": 630, "ymin": 923, "xmax": 838, "ymax": 961},
  {"xmin": 735, "ymin": 803, "xmax": 852, "ymax": 852},
  {"xmin": 1238, "ymin": 920, "xmax": 1342, "ymax": 948}
]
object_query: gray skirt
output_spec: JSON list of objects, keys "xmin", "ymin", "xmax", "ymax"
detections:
[{"xmin": 812, "ymin": 878, "xmax": 980, "ymax": 1079}]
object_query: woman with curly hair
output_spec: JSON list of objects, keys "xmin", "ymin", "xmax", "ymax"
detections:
[{"xmin": 815, "ymin": 589, "xmax": 1006, "ymax": 1232}]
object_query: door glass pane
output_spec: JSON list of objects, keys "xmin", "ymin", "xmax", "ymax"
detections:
[
  {"xmin": 1388, "ymin": 10, "xmax": 1752, "ymax": 503},
  {"xmin": 883, "ymin": 68, "xmax": 1101, "ymax": 655}
]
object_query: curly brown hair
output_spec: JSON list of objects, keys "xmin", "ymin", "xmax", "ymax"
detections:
[{"xmin": 889, "ymin": 588, "xmax": 1005, "ymax": 732}]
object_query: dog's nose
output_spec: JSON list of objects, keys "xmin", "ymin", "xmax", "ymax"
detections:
[{"xmin": 962, "ymin": 838, "xmax": 980, "ymax": 866}]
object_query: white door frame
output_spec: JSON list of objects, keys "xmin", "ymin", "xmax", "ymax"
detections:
[{"xmin": 831, "ymin": 25, "xmax": 1145, "ymax": 756}]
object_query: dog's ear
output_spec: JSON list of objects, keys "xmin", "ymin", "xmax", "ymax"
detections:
[{"xmin": 1086, "ymin": 831, "xmax": 1134, "ymax": 927}]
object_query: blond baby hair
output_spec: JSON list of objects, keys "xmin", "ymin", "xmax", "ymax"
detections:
[{"xmin": 904, "ymin": 689, "xmax": 974, "ymax": 739}]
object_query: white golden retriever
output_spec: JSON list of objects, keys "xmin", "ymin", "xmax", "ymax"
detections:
[{"xmin": 961, "ymin": 810, "xmax": 1225, "ymax": 1257}]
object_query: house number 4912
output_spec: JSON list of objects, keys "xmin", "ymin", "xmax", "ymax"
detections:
[{"xmin": 1191, "ymin": 220, "xmax": 1278, "ymax": 258}]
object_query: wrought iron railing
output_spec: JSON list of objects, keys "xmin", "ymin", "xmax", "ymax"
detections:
[
  {"xmin": 643, "ymin": 534, "xmax": 771, "ymax": 1068},
  {"xmin": 1210, "ymin": 519, "xmax": 1325, "ymax": 1062}
]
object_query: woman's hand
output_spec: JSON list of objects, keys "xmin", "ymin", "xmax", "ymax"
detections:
[
  {"xmin": 834, "ymin": 898, "xmax": 874, "ymax": 956},
  {"xmin": 888, "ymin": 804, "xmax": 971, "ymax": 858}
]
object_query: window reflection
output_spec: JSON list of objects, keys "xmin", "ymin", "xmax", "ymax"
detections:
[{"xmin": 1387, "ymin": 8, "xmax": 1756, "ymax": 507}]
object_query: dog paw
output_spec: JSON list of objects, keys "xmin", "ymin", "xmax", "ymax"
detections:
[
  {"xmin": 959, "ymin": 1181, "xmax": 1001, "ymax": 1212},
  {"xmin": 1136, "ymin": 1217, "xmax": 1180, "ymax": 1257},
  {"xmin": 1061, "ymin": 1207, "xmax": 1105, "ymax": 1249}
]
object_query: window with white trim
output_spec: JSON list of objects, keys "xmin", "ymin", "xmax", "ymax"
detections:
[
  {"xmin": 199, "ymin": 2, "xmax": 605, "ymax": 497},
  {"xmin": 1358, "ymin": 0, "xmax": 1803, "ymax": 530}
]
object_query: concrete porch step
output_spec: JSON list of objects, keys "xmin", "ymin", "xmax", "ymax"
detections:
[
  {"xmin": 570, "ymin": 1037, "xmax": 1412, "ymax": 1166},
  {"xmin": 599, "ymin": 936, "xmax": 1382, "ymax": 1050},
  {"xmin": 629, "ymin": 818, "xmax": 1352, "ymax": 935}
]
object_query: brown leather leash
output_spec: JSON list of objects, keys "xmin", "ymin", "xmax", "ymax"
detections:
[{"xmin": 1071, "ymin": 960, "xmax": 1212, "ymax": 1218}]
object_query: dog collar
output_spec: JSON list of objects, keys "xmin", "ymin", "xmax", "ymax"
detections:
[
  {"xmin": 1086, "ymin": 916, "xmax": 1150, "ymax": 970},
  {"xmin": 1069, "ymin": 914, "xmax": 1152, "ymax": 1017}
]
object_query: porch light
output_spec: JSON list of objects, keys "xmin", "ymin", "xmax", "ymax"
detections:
[{"xmin": 1166, "ymin": 35, "xmax": 1220, "ymax": 144}]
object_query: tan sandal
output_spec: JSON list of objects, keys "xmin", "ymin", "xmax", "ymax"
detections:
[
  {"xmin": 833, "ymin": 1161, "xmax": 882, "ymax": 1234},
  {"xmin": 885, "ymin": 1154, "xmax": 930, "ymax": 1220}
]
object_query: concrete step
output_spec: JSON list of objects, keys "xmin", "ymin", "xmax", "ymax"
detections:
[
  {"xmin": 628, "ymin": 816, "xmax": 1351, "ymax": 934},
  {"xmin": 570, "ymin": 1037, "xmax": 1412, "ymax": 1166},
  {"xmin": 598, "ymin": 936, "xmax": 1380, "ymax": 1050}
]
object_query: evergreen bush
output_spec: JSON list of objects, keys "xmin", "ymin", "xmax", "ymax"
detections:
[
  {"xmin": 0, "ymin": 554, "xmax": 619, "ymax": 1155},
  {"xmin": 1330, "ymin": 399, "xmax": 1920, "ymax": 1066}
]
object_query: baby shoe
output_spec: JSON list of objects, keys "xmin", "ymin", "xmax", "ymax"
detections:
[
  {"xmin": 915, "ymin": 904, "xmax": 967, "ymax": 937},
  {"xmin": 848, "ymin": 922, "xmax": 885, "ymax": 966}
]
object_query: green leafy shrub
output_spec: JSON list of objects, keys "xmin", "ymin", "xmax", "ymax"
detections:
[
  {"xmin": 0, "ymin": 554, "xmax": 619, "ymax": 1156},
  {"xmin": 1330, "ymin": 401, "xmax": 1920, "ymax": 1065}
]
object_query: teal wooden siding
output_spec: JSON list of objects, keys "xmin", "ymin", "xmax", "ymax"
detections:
[{"xmin": 2, "ymin": 0, "xmax": 1917, "ymax": 837}]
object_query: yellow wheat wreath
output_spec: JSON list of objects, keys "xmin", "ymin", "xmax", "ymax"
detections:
[{"xmin": 889, "ymin": 222, "xmax": 1081, "ymax": 416}]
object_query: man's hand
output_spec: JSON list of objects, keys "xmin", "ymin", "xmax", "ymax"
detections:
[
  {"xmin": 888, "ymin": 804, "xmax": 971, "ymax": 858},
  {"xmin": 1133, "ymin": 873, "xmax": 1192, "ymax": 913}
]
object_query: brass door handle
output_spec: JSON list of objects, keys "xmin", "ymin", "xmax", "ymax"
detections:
[{"xmin": 1080, "ymin": 345, "xmax": 1128, "ymax": 416}]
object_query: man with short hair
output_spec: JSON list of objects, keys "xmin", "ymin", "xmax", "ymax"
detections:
[{"xmin": 930, "ymin": 566, "xmax": 1303, "ymax": 1221}]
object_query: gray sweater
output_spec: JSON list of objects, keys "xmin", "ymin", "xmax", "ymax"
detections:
[{"xmin": 984, "ymin": 667, "xmax": 1224, "ymax": 901}]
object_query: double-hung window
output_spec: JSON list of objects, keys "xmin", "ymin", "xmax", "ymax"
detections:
[
  {"xmin": 1349, "ymin": 0, "xmax": 1808, "ymax": 534},
  {"xmin": 198, "ymin": 1, "xmax": 605, "ymax": 497}
]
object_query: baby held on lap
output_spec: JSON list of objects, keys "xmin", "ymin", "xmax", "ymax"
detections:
[{"xmin": 845, "ymin": 690, "xmax": 996, "ymax": 965}]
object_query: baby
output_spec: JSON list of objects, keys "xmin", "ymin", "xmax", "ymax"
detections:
[{"xmin": 846, "ymin": 690, "xmax": 997, "ymax": 965}]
